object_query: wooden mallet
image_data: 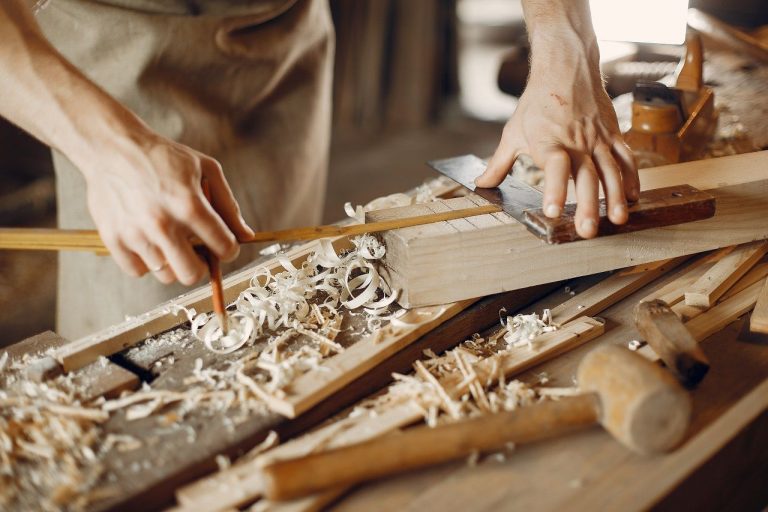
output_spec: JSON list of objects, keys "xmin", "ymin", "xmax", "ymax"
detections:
[{"xmin": 260, "ymin": 345, "xmax": 691, "ymax": 501}]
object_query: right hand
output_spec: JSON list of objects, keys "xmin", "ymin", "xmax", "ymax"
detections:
[{"xmin": 82, "ymin": 130, "xmax": 255, "ymax": 285}]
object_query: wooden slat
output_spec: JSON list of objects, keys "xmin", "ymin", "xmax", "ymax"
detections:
[
  {"xmin": 371, "ymin": 151, "xmax": 768, "ymax": 307},
  {"xmin": 550, "ymin": 256, "xmax": 689, "ymax": 324},
  {"xmin": 749, "ymin": 278, "xmax": 768, "ymax": 334},
  {"xmin": 684, "ymin": 241, "xmax": 768, "ymax": 307}
]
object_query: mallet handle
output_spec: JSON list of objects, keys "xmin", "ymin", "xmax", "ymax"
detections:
[{"xmin": 262, "ymin": 393, "xmax": 600, "ymax": 501}]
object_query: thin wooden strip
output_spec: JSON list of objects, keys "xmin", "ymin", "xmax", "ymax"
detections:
[
  {"xmin": 672, "ymin": 261, "xmax": 768, "ymax": 322},
  {"xmin": 749, "ymin": 278, "xmax": 768, "ymax": 334},
  {"xmin": 550, "ymin": 256, "xmax": 689, "ymax": 324},
  {"xmin": 0, "ymin": 205, "xmax": 500, "ymax": 253},
  {"xmin": 175, "ymin": 318, "xmax": 604, "ymax": 512},
  {"xmin": 684, "ymin": 241, "xmax": 768, "ymax": 307},
  {"xmin": 641, "ymin": 248, "xmax": 731, "ymax": 305},
  {"xmin": 686, "ymin": 278, "xmax": 765, "ymax": 342},
  {"xmin": 268, "ymin": 300, "xmax": 479, "ymax": 418}
]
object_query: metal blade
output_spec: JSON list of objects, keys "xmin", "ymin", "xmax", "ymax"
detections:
[{"xmin": 428, "ymin": 154, "xmax": 542, "ymax": 223}]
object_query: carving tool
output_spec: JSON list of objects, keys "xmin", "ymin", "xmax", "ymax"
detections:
[
  {"xmin": 260, "ymin": 345, "xmax": 691, "ymax": 501},
  {"xmin": 429, "ymin": 154, "xmax": 716, "ymax": 244},
  {"xmin": 633, "ymin": 299, "xmax": 710, "ymax": 388},
  {"xmin": 200, "ymin": 179, "xmax": 229, "ymax": 334}
]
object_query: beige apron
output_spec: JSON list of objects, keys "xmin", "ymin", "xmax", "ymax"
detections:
[{"xmin": 36, "ymin": 0, "xmax": 334, "ymax": 339}]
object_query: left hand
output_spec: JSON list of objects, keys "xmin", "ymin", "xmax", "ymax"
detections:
[{"xmin": 475, "ymin": 72, "xmax": 639, "ymax": 239}]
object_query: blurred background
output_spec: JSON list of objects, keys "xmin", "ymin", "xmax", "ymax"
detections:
[{"xmin": 2, "ymin": 0, "xmax": 767, "ymax": 345}]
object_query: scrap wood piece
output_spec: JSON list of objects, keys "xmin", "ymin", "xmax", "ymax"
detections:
[
  {"xmin": 673, "ymin": 261, "xmax": 768, "ymax": 321},
  {"xmin": 641, "ymin": 248, "xmax": 731, "ymax": 306},
  {"xmin": 684, "ymin": 241, "xmax": 768, "ymax": 308},
  {"xmin": 749, "ymin": 279, "xmax": 768, "ymax": 334},
  {"xmin": 174, "ymin": 317, "xmax": 604, "ymax": 512},
  {"xmin": 550, "ymin": 256, "xmax": 689, "ymax": 325}
]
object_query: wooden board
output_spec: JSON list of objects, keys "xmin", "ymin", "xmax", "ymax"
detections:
[
  {"xmin": 371, "ymin": 151, "xmax": 768, "ymax": 307},
  {"xmin": 328, "ymin": 259, "xmax": 768, "ymax": 512}
]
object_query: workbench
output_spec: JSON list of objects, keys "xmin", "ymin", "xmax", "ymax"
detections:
[{"xmin": 3, "ymin": 44, "xmax": 768, "ymax": 512}]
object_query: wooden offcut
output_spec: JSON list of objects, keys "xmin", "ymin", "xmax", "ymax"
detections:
[
  {"xmin": 749, "ymin": 279, "xmax": 768, "ymax": 334},
  {"xmin": 684, "ymin": 240, "xmax": 768, "ymax": 307},
  {"xmin": 370, "ymin": 151, "xmax": 768, "ymax": 307}
]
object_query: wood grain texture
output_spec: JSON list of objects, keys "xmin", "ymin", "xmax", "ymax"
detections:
[
  {"xmin": 684, "ymin": 240, "xmax": 768, "ymax": 307},
  {"xmin": 749, "ymin": 277, "xmax": 768, "ymax": 334},
  {"xmin": 371, "ymin": 152, "xmax": 768, "ymax": 307},
  {"xmin": 524, "ymin": 185, "xmax": 715, "ymax": 244}
]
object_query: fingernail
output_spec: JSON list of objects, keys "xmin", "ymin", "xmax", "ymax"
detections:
[
  {"xmin": 612, "ymin": 204, "xmax": 626, "ymax": 218},
  {"xmin": 545, "ymin": 204, "xmax": 561, "ymax": 218},
  {"xmin": 581, "ymin": 219, "xmax": 597, "ymax": 236}
]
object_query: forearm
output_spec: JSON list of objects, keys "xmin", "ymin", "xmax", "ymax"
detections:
[
  {"xmin": 521, "ymin": 0, "xmax": 601, "ymax": 83},
  {"xmin": 0, "ymin": 0, "xmax": 147, "ymax": 178}
]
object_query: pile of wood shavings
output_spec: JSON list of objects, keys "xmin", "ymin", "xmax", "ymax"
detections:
[
  {"xmin": 0, "ymin": 355, "xmax": 132, "ymax": 511},
  {"xmin": 387, "ymin": 310, "xmax": 566, "ymax": 427},
  {"xmin": 191, "ymin": 234, "xmax": 398, "ymax": 355}
]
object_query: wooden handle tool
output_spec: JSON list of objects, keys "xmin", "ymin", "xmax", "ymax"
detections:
[
  {"xmin": 633, "ymin": 299, "xmax": 710, "ymax": 387},
  {"xmin": 260, "ymin": 345, "xmax": 691, "ymax": 501},
  {"xmin": 200, "ymin": 179, "xmax": 228, "ymax": 334},
  {"xmin": 0, "ymin": 205, "xmax": 501, "ymax": 253}
]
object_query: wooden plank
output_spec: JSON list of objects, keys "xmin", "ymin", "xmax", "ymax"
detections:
[
  {"xmin": 271, "ymin": 299, "xmax": 477, "ymax": 418},
  {"xmin": 749, "ymin": 278, "xmax": 768, "ymax": 334},
  {"xmin": 550, "ymin": 256, "xmax": 689, "ymax": 324},
  {"xmin": 685, "ymin": 278, "xmax": 766, "ymax": 342},
  {"xmin": 371, "ymin": 151, "xmax": 768, "ymax": 307},
  {"xmin": 684, "ymin": 241, "xmax": 768, "ymax": 307}
]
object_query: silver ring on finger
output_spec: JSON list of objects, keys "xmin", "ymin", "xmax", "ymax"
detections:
[{"xmin": 150, "ymin": 262, "xmax": 168, "ymax": 273}]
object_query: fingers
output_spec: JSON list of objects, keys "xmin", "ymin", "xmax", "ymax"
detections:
[
  {"xmin": 202, "ymin": 159, "xmax": 255, "ymax": 244},
  {"xmin": 540, "ymin": 148, "xmax": 571, "ymax": 218},
  {"xmin": 475, "ymin": 132, "xmax": 520, "ymax": 188},
  {"xmin": 154, "ymin": 227, "xmax": 207, "ymax": 286},
  {"xmin": 105, "ymin": 237, "xmax": 148, "ymax": 278},
  {"xmin": 134, "ymin": 238, "xmax": 176, "ymax": 284},
  {"xmin": 593, "ymin": 143, "xmax": 628, "ymax": 225},
  {"xmin": 612, "ymin": 137, "xmax": 640, "ymax": 202},
  {"xmin": 173, "ymin": 181, "xmax": 239, "ymax": 263},
  {"xmin": 573, "ymin": 157, "xmax": 600, "ymax": 239}
]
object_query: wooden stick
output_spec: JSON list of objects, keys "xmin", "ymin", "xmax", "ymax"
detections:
[
  {"xmin": 749, "ymin": 278, "xmax": 768, "ymax": 334},
  {"xmin": 684, "ymin": 241, "xmax": 768, "ymax": 308},
  {"xmin": 0, "ymin": 205, "xmax": 501, "ymax": 253}
]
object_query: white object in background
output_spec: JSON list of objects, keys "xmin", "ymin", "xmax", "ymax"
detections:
[{"xmin": 590, "ymin": 0, "xmax": 689, "ymax": 45}]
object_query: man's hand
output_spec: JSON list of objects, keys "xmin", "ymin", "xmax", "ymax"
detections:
[
  {"xmin": 0, "ymin": 0, "xmax": 253, "ymax": 285},
  {"xmin": 476, "ymin": 0, "xmax": 639, "ymax": 239},
  {"xmin": 84, "ymin": 130, "xmax": 255, "ymax": 285}
]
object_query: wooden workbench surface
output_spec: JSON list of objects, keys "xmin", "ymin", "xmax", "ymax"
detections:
[{"xmin": 330, "ymin": 262, "xmax": 768, "ymax": 511}]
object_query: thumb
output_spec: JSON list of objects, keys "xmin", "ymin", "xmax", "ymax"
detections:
[
  {"xmin": 474, "ymin": 138, "xmax": 521, "ymax": 188},
  {"xmin": 202, "ymin": 159, "xmax": 256, "ymax": 242}
]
